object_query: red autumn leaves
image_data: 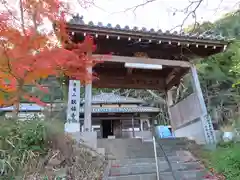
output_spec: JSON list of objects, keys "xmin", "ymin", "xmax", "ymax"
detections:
[{"xmin": 0, "ymin": 0, "xmax": 98, "ymax": 108}]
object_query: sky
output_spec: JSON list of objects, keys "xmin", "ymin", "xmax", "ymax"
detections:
[
  {"xmin": 1, "ymin": 0, "xmax": 238, "ymax": 31},
  {"xmin": 71, "ymin": 0, "xmax": 239, "ymax": 31}
]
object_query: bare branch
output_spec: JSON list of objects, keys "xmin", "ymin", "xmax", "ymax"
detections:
[
  {"xmin": 169, "ymin": 0, "xmax": 204, "ymax": 32},
  {"xmin": 0, "ymin": 0, "xmax": 20, "ymax": 22},
  {"xmin": 19, "ymin": 0, "xmax": 26, "ymax": 34},
  {"xmin": 76, "ymin": 0, "xmax": 107, "ymax": 12},
  {"xmin": 123, "ymin": 0, "xmax": 157, "ymax": 13},
  {"xmin": 110, "ymin": 0, "xmax": 157, "ymax": 16}
]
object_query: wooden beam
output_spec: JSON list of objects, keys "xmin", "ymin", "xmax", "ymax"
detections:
[
  {"xmin": 166, "ymin": 68, "xmax": 182, "ymax": 85},
  {"xmin": 127, "ymin": 68, "xmax": 133, "ymax": 75},
  {"xmin": 166, "ymin": 69, "xmax": 189, "ymax": 90},
  {"xmin": 93, "ymin": 75, "xmax": 165, "ymax": 90},
  {"xmin": 93, "ymin": 55, "xmax": 191, "ymax": 68}
]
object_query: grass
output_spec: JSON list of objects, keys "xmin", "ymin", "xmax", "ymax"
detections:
[
  {"xmin": 191, "ymin": 141, "xmax": 240, "ymax": 180},
  {"xmin": 210, "ymin": 142, "xmax": 240, "ymax": 180}
]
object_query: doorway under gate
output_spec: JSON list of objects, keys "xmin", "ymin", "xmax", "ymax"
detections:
[{"xmin": 101, "ymin": 120, "xmax": 113, "ymax": 138}]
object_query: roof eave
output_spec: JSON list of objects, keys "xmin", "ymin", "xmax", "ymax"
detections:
[{"xmin": 66, "ymin": 23, "xmax": 229, "ymax": 47}]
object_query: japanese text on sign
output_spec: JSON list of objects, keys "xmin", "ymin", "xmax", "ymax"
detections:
[{"xmin": 67, "ymin": 80, "xmax": 80, "ymax": 123}]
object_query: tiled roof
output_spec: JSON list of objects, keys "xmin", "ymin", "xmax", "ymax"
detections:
[
  {"xmin": 0, "ymin": 104, "xmax": 44, "ymax": 111},
  {"xmin": 1, "ymin": 103, "xmax": 159, "ymax": 113},
  {"xmin": 82, "ymin": 93, "xmax": 145, "ymax": 104},
  {"xmin": 68, "ymin": 14, "xmax": 227, "ymax": 42},
  {"xmin": 79, "ymin": 107, "xmax": 160, "ymax": 113}
]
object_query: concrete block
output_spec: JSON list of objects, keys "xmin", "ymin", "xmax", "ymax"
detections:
[
  {"xmin": 97, "ymin": 148, "xmax": 105, "ymax": 156},
  {"xmin": 174, "ymin": 120, "xmax": 206, "ymax": 144},
  {"xmin": 135, "ymin": 131, "xmax": 152, "ymax": 140},
  {"xmin": 108, "ymin": 136, "xmax": 116, "ymax": 139}
]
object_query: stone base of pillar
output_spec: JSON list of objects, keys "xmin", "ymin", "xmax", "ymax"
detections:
[
  {"xmin": 64, "ymin": 122, "xmax": 80, "ymax": 133},
  {"xmin": 71, "ymin": 131, "xmax": 97, "ymax": 150},
  {"xmin": 64, "ymin": 123, "xmax": 97, "ymax": 149}
]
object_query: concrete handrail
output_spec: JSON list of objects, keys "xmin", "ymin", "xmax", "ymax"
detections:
[{"xmin": 153, "ymin": 136, "xmax": 160, "ymax": 180}]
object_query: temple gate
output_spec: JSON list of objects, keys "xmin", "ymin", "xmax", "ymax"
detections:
[{"xmin": 65, "ymin": 15, "xmax": 229, "ymax": 147}]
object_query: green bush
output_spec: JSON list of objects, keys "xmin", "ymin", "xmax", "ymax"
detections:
[
  {"xmin": 0, "ymin": 119, "xmax": 64, "ymax": 179},
  {"xmin": 217, "ymin": 141, "xmax": 234, "ymax": 148},
  {"xmin": 210, "ymin": 143, "xmax": 240, "ymax": 180}
]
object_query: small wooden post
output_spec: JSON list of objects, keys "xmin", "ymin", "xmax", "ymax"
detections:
[{"xmin": 190, "ymin": 64, "xmax": 216, "ymax": 145}]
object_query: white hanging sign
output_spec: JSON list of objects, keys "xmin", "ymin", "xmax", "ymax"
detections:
[{"xmin": 65, "ymin": 80, "xmax": 81, "ymax": 133}]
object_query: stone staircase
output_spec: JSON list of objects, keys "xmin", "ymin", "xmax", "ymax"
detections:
[{"xmin": 98, "ymin": 138, "xmax": 215, "ymax": 180}]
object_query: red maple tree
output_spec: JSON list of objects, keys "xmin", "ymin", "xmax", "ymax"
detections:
[{"xmin": 0, "ymin": 0, "xmax": 99, "ymax": 110}]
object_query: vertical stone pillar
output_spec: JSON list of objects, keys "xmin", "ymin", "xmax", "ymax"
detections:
[
  {"xmin": 80, "ymin": 65, "xmax": 97, "ymax": 150},
  {"xmin": 84, "ymin": 67, "xmax": 92, "ymax": 132},
  {"xmin": 190, "ymin": 65, "xmax": 216, "ymax": 145}
]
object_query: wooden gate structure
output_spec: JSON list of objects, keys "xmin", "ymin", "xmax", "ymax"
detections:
[{"xmin": 66, "ymin": 15, "xmax": 229, "ymax": 145}]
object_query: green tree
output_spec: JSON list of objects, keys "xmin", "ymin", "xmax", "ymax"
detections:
[{"xmin": 184, "ymin": 10, "xmax": 240, "ymax": 124}]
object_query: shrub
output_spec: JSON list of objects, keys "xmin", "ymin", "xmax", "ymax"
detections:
[
  {"xmin": 217, "ymin": 141, "xmax": 234, "ymax": 148},
  {"xmin": 0, "ymin": 119, "xmax": 106, "ymax": 180},
  {"xmin": 0, "ymin": 119, "xmax": 63, "ymax": 179}
]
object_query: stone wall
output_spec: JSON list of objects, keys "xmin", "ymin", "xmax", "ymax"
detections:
[{"xmin": 174, "ymin": 120, "xmax": 206, "ymax": 144}]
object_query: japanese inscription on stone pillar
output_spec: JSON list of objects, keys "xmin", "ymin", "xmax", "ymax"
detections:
[{"xmin": 65, "ymin": 80, "xmax": 80, "ymax": 133}]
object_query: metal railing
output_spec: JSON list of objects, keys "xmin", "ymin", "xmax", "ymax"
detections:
[
  {"xmin": 152, "ymin": 136, "xmax": 160, "ymax": 180},
  {"xmin": 157, "ymin": 139, "xmax": 177, "ymax": 180}
]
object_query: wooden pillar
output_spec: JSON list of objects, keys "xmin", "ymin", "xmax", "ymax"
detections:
[
  {"xmin": 131, "ymin": 115, "xmax": 135, "ymax": 138},
  {"xmin": 190, "ymin": 65, "xmax": 216, "ymax": 144},
  {"xmin": 84, "ymin": 67, "xmax": 92, "ymax": 132},
  {"xmin": 166, "ymin": 90, "xmax": 173, "ymax": 106},
  {"xmin": 140, "ymin": 119, "xmax": 143, "ymax": 131},
  {"xmin": 166, "ymin": 89, "xmax": 174, "ymax": 127}
]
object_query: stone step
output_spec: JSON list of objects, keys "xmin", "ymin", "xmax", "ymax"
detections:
[
  {"xmin": 106, "ymin": 150, "xmax": 198, "ymax": 161},
  {"xmin": 108, "ymin": 170, "xmax": 213, "ymax": 180},
  {"xmin": 101, "ymin": 139, "xmax": 211, "ymax": 180},
  {"xmin": 108, "ymin": 173, "xmax": 157, "ymax": 180},
  {"xmin": 106, "ymin": 153, "xmax": 197, "ymax": 161},
  {"xmin": 109, "ymin": 161, "xmax": 204, "ymax": 176},
  {"xmin": 109, "ymin": 165, "xmax": 156, "ymax": 176},
  {"xmin": 161, "ymin": 170, "xmax": 213, "ymax": 180},
  {"xmin": 155, "ymin": 137, "xmax": 189, "ymax": 142},
  {"xmin": 111, "ymin": 156, "xmax": 198, "ymax": 165},
  {"xmin": 101, "ymin": 140, "xmax": 195, "ymax": 159},
  {"xmin": 157, "ymin": 145, "xmax": 191, "ymax": 149}
]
